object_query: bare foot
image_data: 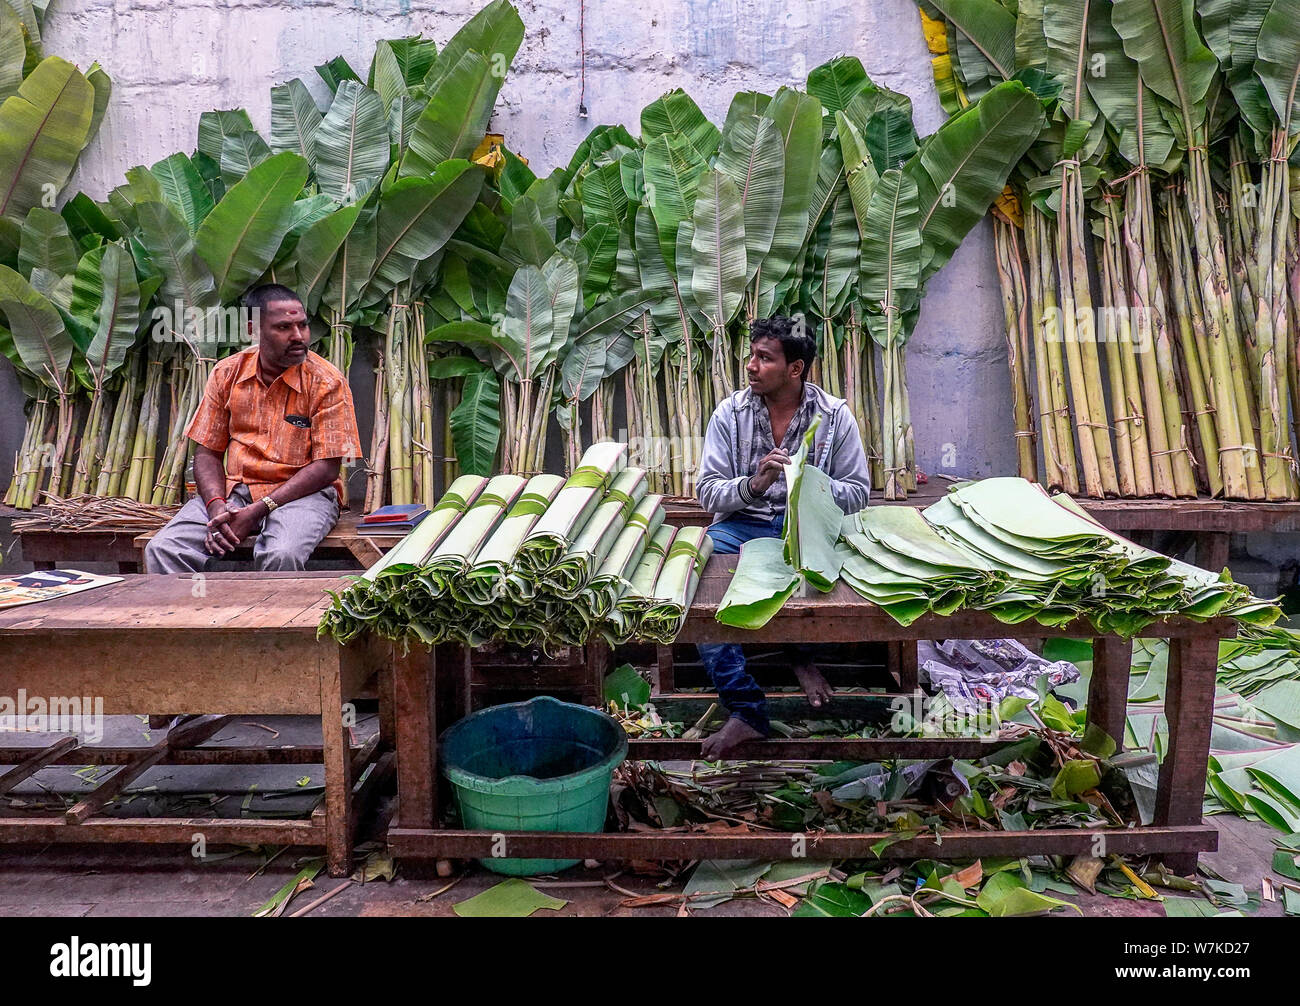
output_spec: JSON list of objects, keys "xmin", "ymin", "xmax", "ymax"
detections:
[
  {"xmin": 700, "ymin": 716, "xmax": 765, "ymax": 759},
  {"xmin": 793, "ymin": 663, "xmax": 833, "ymax": 710}
]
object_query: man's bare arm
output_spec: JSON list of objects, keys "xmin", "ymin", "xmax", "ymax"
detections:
[
  {"xmin": 193, "ymin": 445, "xmax": 228, "ymax": 513},
  {"xmin": 261, "ymin": 458, "xmax": 340, "ymax": 508}
]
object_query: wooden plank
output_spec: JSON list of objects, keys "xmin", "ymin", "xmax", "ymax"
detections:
[
  {"xmin": 0, "ymin": 818, "xmax": 322, "ymax": 845},
  {"xmin": 350, "ymin": 751, "xmax": 396, "ymax": 834},
  {"xmin": 18, "ymin": 529, "xmax": 144, "ymax": 566},
  {"xmin": 1155, "ymin": 636, "xmax": 1220, "ymax": 874},
  {"xmin": 1087, "ymin": 637, "xmax": 1131, "ymax": 754},
  {"xmin": 387, "ymin": 824, "xmax": 1218, "ymax": 862},
  {"xmin": 0, "ymin": 744, "xmax": 345, "ymax": 766},
  {"xmin": 64, "ymin": 748, "xmax": 169, "ymax": 824},
  {"xmin": 0, "ymin": 631, "xmax": 330, "ymax": 715},
  {"xmin": 628, "ymin": 737, "xmax": 1008, "ymax": 759},
  {"xmin": 319, "ymin": 650, "xmax": 352, "ymax": 876},
  {"xmin": 0, "ymin": 578, "xmax": 138, "ymax": 628},
  {"xmin": 1198, "ymin": 532, "xmax": 1230, "ymax": 572},
  {"xmin": 0, "ymin": 736, "xmax": 79, "ymax": 795},
  {"xmin": 647, "ymin": 692, "xmax": 899, "ymax": 724},
  {"xmin": 655, "ymin": 644, "xmax": 676, "ymax": 693},
  {"xmin": 0, "ymin": 575, "xmax": 350, "ymax": 632},
  {"xmin": 392, "ymin": 644, "xmax": 438, "ymax": 830}
]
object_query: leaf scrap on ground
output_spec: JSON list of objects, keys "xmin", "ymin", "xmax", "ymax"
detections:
[{"xmin": 452, "ymin": 878, "xmax": 567, "ymax": 918}]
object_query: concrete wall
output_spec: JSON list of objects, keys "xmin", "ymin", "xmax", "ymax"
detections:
[{"xmin": 0, "ymin": 0, "xmax": 1016, "ymax": 502}]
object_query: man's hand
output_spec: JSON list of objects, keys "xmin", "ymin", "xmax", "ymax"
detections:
[
  {"xmin": 749, "ymin": 447, "xmax": 791, "ymax": 496},
  {"xmin": 205, "ymin": 505, "xmax": 261, "ymax": 555}
]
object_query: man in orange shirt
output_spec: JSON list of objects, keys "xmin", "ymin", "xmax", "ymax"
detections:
[{"xmin": 144, "ymin": 285, "xmax": 361, "ymax": 573}]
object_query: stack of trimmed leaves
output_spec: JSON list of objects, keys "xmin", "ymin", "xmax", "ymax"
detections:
[
  {"xmin": 318, "ymin": 442, "xmax": 712, "ymax": 650},
  {"xmin": 718, "ymin": 459, "xmax": 1280, "ymax": 637}
]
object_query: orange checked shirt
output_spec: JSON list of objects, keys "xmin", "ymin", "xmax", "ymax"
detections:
[{"xmin": 185, "ymin": 347, "xmax": 360, "ymax": 504}]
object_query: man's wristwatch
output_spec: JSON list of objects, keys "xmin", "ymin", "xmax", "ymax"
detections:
[{"xmin": 260, "ymin": 494, "xmax": 280, "ymax": 515}]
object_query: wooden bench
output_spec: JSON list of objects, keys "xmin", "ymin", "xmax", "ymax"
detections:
[
  {"xmin": 387, "ymin": 553, "xmax": 1234, "ymax": 874},
  {"xmin": 0, "ymin": 572, "xmax": 400, "ymax": 876},
  {"xmin": 12, "ymin": 510, "xmax": 404, "ymax": 573}
]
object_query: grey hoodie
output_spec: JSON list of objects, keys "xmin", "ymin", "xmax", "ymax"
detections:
[{"xmin": 696, "ymin": 382, "xmax": 871, "ymax": 523}]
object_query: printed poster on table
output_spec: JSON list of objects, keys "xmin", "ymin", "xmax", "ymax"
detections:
[{"xmin": 0, "ymin": 569, "xmax": 122, "ymax": 610}]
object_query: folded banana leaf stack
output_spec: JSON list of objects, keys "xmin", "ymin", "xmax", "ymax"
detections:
[
  {"xmin": 318, "ymin": 442, "xmax": 712, "ymax": 650},
  {"xmin": 718, "ymin": 461, "xmax": 1281, "ymax": 636}
]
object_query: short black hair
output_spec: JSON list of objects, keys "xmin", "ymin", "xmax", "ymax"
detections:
[
  {"xmin": 242, "ymin": 283, "xmax": 302, "ymax": 315},
  {"xmin": 750, "ymin": 315, "xmax": 815, "ymax": 373}
]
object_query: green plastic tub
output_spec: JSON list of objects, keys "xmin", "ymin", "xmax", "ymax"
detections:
[{"xmin": 439, "ymin": 695, "xmax": 628, "ymax": 876}]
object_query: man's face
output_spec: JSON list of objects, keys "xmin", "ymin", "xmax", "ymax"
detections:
[
  {"xmin": 253, "ymin": 300, "xmax": 310, "ymax": 369},
  {"xmin": 745, "ymin": 335, "xmax": 802, "ymax": 396}
]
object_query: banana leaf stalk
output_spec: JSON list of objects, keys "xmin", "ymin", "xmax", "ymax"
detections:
[
  {"xmin": 1056, "ymin": 159, "xmax": 1118, "ymax": 497},
  {"xmin": 5, "ymin": 395, "xmax": 52, "ymax": 509},
  {"xmin": 1025, "ymin": 205, "xmax": 1079, "ymax": 494},
  {"xmin": 992, "ymin": 211, "xmax": 1037, "ymax": 482},
  {"xmin": 151, "ymin": 354, "xmax": 208, "ymax": 504},
  {"xmin": 1184, "ymin": 145, "xmax": 1262, "ymax": 499},
  {"xmin": 70, "ymin": 389, "xmax": 112, "ymax": 497},
  {"xmin": 1252, "ymin": 128, "xmax": 1297, "ymax": 499},
  {"xmin": 1094, "ymin": 196, "xmax": 1144, "ymax": 496},
  {"xmin": 411, "ymin": 302, "xmax": 435, "ymax": 505},
  {"xmin": 1120, "ymin": 173, "xmax": 1198, "ymax": 498},
  {"xmin": 1159, "ymin": 192, "xmax": 1221, "ymax": 496},
  {"xmin": 123, "ymin": 357, "xmax": 166, "ymax": 502},
  {"xmin": 95, "ymin": 356, "xmax": 143, "ymax": 496}
]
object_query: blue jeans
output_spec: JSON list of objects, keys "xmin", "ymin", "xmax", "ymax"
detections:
[{"xmin": 697, "ymin": 514, "xmax": 817, "ymax": 735}]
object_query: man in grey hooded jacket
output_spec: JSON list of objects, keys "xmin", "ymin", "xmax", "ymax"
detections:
[{"xmin": 695, "ymin": 316, "xmax": 872, "ymax": 757}]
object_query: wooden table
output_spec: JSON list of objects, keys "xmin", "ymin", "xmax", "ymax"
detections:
[
  {"xmin": 14, "ymin": 490, "xmax": 1277, "ymax": 578},
  {"xmin": 387, "ymin": 554, "xmax": 1235, "ymax": 874},
  {"xmin": 0, "ymin": 572, "xmax": 397, "ymax": 876}
]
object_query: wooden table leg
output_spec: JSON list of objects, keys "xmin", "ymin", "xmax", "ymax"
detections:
[
  {"xmin": 893, "ymin": 641, "xmax": 919, "ymax": 693},
  {"xmin": 585, "ymin": 641, "xmax": 609, "ymax": 706},
  {"xmin": 376, "ymin": 640, "xmax": 397, "ymax": 750},
  {"xmin": 1086, "ymin": 637, "xmax": 1131, "ymax": 753},
  {"xmin": 392, "ymin": 643, "xmax": 437, "ymax": 830},
  {"xmin": 655, "ymin": 645, "xmax": 675, "ymax": 694},
  {"xmin": 1154, "ymin": 636, "xmax": 1218, "ymax": 875},
  {"xmin": 1198, "ymin": 531, "xmax": 1229, "ymax": 573},
  {"xmin": 321, "ymin": 653, "xmax": 353, "ymax": 877}
]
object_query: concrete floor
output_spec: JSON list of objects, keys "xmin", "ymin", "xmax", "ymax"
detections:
[{"xmin": 0, "ymin": 717, "xmax": 1290, "ymax": 918}]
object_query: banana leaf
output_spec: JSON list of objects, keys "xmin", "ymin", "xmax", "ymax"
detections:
[
  {"xmin": 783, "ymin": 417, "xmax": 845, "ymax": 592},
  {"xmin": 716, "ymin": 535, "xmax": 800, "ymax": 629},
  {"xmin": 194, "ymin": 151, "xmax": 310, "ymax": 303},
  {"xmin": 0, "ymin": 56, "xmax": 94, "ymax": 225}
]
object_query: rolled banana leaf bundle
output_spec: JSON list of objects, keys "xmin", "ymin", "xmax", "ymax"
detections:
[
  {"xmin": 319, "ymin": 443, "xmax": 711, "ymax": 650},
  {"xmin": 638, "ymin": 525, "xmax": 716, "ymax": 644},
  {"xmin": 588, "ymin": 493, "xmax": 665, "ymax": 619}
]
